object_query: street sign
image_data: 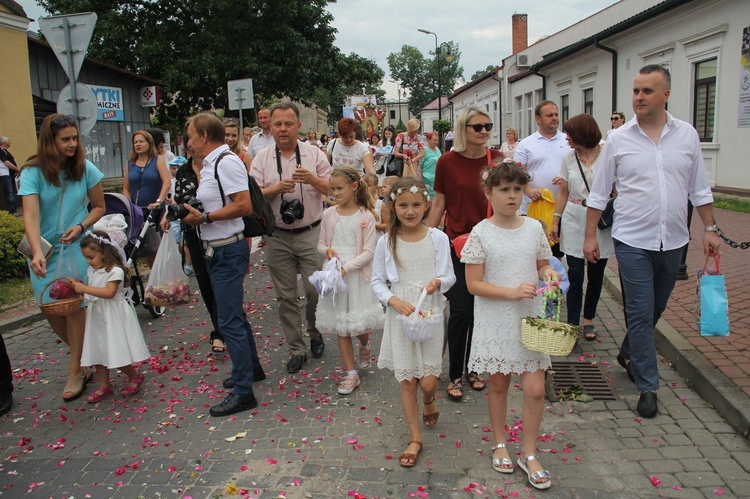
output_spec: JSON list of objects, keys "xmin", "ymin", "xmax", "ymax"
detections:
[
  {"xmin": 227, "ymin": 78, "xmax": 254, "ymax": 111},
  {"xmin": 57, "ymin": 83, "xmax": 98, "ymax": 136},
  {"xmin": 39, "ymin": 13, "xmax": 97, "ymax": 83}
]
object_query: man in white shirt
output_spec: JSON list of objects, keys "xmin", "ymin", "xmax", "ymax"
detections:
[
  {"xmin": 183, "ymin": 112, "xmax": 263, "ymax": 417},
  {"xmin": 252, "ymin": 103, "xmax": 332, "ymax": 374},
  {"xmin": 584, "ymin": 65, "xmax": 721, "ymax": 418},
  {"xmin": 248, "ymin": 108, "xmax": 275, "ymax": 159}
]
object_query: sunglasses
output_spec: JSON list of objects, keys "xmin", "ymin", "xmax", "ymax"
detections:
[
  {"xmin": 610, "ymin": 116, "xmax": 621, "ymax": 121},
  {"xmin": 466, "ymin": 123, "xmax": 494, "ymax": 132},
  {"xmin": 52, "ymin": 114, "xmax": 76, "ymax": 127},
  {"xmin": 222, "ymin": 117, "xmax": 239, "ymax": 124}
]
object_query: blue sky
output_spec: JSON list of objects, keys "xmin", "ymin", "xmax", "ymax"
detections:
[{"xmin": 17, "ymin": 0, "xmax": 619, "ymax": 98}]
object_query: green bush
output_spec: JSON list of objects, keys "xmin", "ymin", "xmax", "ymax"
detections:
[{"xmin": 0, "ymin": 211, "xmax": 30, "ymax": 280}]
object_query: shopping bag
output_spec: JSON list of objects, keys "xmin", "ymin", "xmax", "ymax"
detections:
[
  {"xmin": 397, "ymin": 289, "xmax": 442, "ymax": 342},
  {"xmin": 526, "ymin": 187, "xmax": 556, "ymax": 245},
  {"xmin": 309, "ymin": 258, "xmax": 347, "ymax": 300},
  {"xmin": 47, "ymin": 243, "xmax": 81, "ymax": 301},
  {"xmin": 696, "ymin": 255, "xmax": 729, "ymax": 337},
  {"xmin": 144, "ymin": 230, "xmax": 190, "ymax": 307}
]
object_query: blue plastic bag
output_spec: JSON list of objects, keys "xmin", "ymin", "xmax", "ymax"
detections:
[{"xmin": 696, "ymin": 255, "xmax": 729, "ymax": 337}]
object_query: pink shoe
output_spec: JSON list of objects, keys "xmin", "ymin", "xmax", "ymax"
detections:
[
  {"xmin": 338, "ymin": 374, "xmax": 360, "ymax": 395},
  {"xmin": 120, "ymin": 372, "xmax": 145, "ymax": 397},
  {"xmin": 86, "ymin": 386, "xmax": 114, "ymax": 404}
]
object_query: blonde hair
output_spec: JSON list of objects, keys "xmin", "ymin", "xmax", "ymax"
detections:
[
  {"xmin": 386, "ymin": 177, "xmax": 431, "ymax": 268},
  {"xmin": 453, "ymin": 107, "xmax": 490, "ymax": 153},
  {"xmin": 330, "ymin": 166, "xmax": 376, "ymax": 221},
  {"xmin": 406, "ymin": 118, "xmax": 421, "ymax": 132}
]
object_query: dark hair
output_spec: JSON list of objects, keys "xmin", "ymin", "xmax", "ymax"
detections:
[
  {"xmin": 480, "ymin": 160, "xmax": 531, "ymax": 190},
  {"xmin": 386, "ymin": 177, "xmax": 431, "ymax": 268},
  {"xmin": 146, "ymin": 128, "xmax": 166, "ymax": 147},
  {"xmin": 338, "ymin": 118, "xmax": 357, "ymax": 137},
  {"xmin": 382, "ymin": 125, "xmax": 397, "ymax": 147},
  {"xmin": 270, "ymin": 102, "xmax": 300, "ymax": 119},
  {"xmin": 80, "ymin": 230, "xmax": 131, "ymax": 287},
  {"xmin": 370, "ymin": 133, "xmax": 380, "ymax": 144},
  {"xmin": 534, "ymin": 100, "xmax": 557, "ymax": 117},
  {"xmin": 320, "ymin": 134, "xmax": 329, "ymax": 145},
  {"xmin": 639, "ymin": 64, "xmax": 671, "ymax": 89},
  {"xmin": 563, "ymin": 114, "xmax": 602, "ymax": 148},
  {"xmin": 22, "ymin": 113, "xmax": 86, "ymax": 185}
]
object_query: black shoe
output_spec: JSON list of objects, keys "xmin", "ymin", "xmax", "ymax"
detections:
[
  {"xmin": 286, "ymin": 354, "xmax": 308, "ymax": 373},
  {"xmin": 223, "ymin": 367, "xmax": 266, "ymax": 389},
  {"xmin": 209, "ymin": 393, "xmax": 258, "ymax": 417},
  {"xmin": 0, "ymin": 393, "xmax": 12, "ymax": 416},
  {"xmin": 310, "ymin": 336, "xmax": 325, "ymax": 358},
  {"xmin": 637, "ymin": 391, "xmax": 658, "ymax": 418},
  {"xmin": 616, "ymin": 353, "xmax": 635, "ymax": 383},
  {"xmin": 675, "ymin": 264, "xmax": 689, "ymax": 281}
]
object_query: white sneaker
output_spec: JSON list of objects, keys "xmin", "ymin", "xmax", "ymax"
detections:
[
  {"xmin": 358, "ymin": 342, "xmax": 372, "ymax": 369},
  {"xmin": 337, "ymin": 374, "xmax": 360, "ymax": 395}
]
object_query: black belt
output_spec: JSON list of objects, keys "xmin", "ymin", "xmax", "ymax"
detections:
[{"xmin": 277, "ymin": 219, "xmax": 321, "ymax": 234}]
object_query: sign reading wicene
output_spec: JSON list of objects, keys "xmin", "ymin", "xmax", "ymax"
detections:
[{"xmin": 88, "ymin": 85, "xmax": 125, "ymax": 121}]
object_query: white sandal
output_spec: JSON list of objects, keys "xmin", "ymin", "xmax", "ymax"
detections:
[
  {"xmin": 490, "ymin": 443, "xmax": 514, "ymax": 474},
  {"xmin": 517, "ymin": 454, "xmax": 552, "ymax": 490}
]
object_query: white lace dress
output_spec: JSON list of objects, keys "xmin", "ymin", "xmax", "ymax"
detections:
[
  {"xmin": 378, "ymin": 234, "xmax": 445, "ymax": 381},
  {"xmin": 316, "ymin": 213, "xmax": 384, "ymax": 337},
  {"xmin": 80, "ymin": 267, "xmax": 151, "ymax": 369},
  {"xmin": 461, "ymin": 218, "xmax": 552, "ymax": 375}
]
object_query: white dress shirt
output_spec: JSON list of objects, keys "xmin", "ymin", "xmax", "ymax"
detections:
[
  {"xmin": 588, "ymin": 112, "xmax": 713, "ymax": 252},
  {"xmin": 196, "ymin": 144, "xmax": 246, "ymax": 241},
  {"xmin": 513, "ymin": 130, "xmax": 571, "ymax": 214},
  {"xmin": 248, "ymin": 130, "xmax": 275, "ymax": 159}
]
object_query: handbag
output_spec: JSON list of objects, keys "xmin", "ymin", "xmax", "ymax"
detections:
[
  {"xmin": 575, "ymin": 153, "xmax": 615, "ymax": 230},
  {"xmin": 17, "ymin": 178, "xmax": 69, "ymax": 260},
  {"xmin": 451, "ymin": 149, "xmax": 494, "ymax": 258},
  {"xmin": 386, "ymin": 139, "xmax": 404, "ymax": 177},
  {"xmin": 696, "ymin": 254, "xmax": 730, "ymax": 337}
]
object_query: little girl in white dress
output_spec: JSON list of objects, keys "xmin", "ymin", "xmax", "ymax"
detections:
[{"xmin": 73, "ymin": 231, "xmax": 151, "ymax": 404}]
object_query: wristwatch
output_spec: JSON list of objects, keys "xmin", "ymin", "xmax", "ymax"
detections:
[
  {"xmin": 77, "ymin": 223, "xmax": 87, "ymax": 233},
  {"xmin": 704, "ymin": 224, "xmax": 718, "ymax": 232},
  {"xmin": 201, "ymin": 212, "xmax": 213, "ymax": 224}
]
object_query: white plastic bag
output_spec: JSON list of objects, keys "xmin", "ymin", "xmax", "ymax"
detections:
[
  {"xmin": 397, "ymin": 288, "xmax": 442, "ymax": 342},
  {"xmin": 144, "ymin": 230, "xmax": 190, "ymax": 307},
  {"xmin": 309, "ymin": 258, "xmax": 347, "ymax": 299},
  {"xmin": 93, "ymin": 214, "xmax": 129, "ymax": 249}
]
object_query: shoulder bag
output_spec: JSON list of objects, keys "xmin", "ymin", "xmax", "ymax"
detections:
[
  {"xmin": 386, "ymin": 136, "xmax": 404, "ymax": 177},
  {"xmin": 575, "ymin": 154, "xmax": 615, "ymax": 230},
  {"xmin": 17, "ymin": 178, "xmax": 69, "ymax": 260}
]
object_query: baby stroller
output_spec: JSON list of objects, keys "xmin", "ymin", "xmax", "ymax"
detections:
[{"xmin": 96, "ymin": 193, "xmax": 166, "ymax": 318}]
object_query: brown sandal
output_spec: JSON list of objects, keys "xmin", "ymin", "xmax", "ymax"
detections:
[
  {"xmin": 447, "ymin": 378, "xmax": 463, "ymax": 401},
  {"xmin": 466, "ymin": 372, "xmax": 486, "ymax": 391},
  {"xmin": 422, "ymin": 397, "xmax": 439, "ymax": 428},
  {"xmin": 399, "ymin": 440, "xmax": 422, "ymax": 467}
]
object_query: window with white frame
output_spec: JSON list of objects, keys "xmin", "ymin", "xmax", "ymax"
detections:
[
  {"xmin": 525, "ymin": 93, "xmax": 533, "ymax": 136},
  {"xmin": 693, "ymin": 58, "xmax": 717, "ymax": 142},
  {"xmin": 516, "ymin": 96, "xmax": 523, "ymax": 136}
]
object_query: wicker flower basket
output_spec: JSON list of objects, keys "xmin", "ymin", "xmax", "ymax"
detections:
[
  {"xmin": 521, "ymin": 280, "xmax": 579, "ymax": 356},
  {"xmin": 39, "ymin": 279, "xmax": 83, "ymax": 317}
]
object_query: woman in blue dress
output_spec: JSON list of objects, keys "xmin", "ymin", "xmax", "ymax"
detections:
[{"xmin": 18, "ymin": 113, "xmax": 106, "ymax": 402}]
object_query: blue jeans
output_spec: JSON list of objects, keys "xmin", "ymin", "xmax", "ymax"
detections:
[
  {"xmin": 205, "ymin": 238, "xmax": 260, "ymax": 397},
  {"xmin": 0, "ymin": 175, "xmax": 15, "ymax": 213},
  {"xmin": 614, "ymin": 240, "xmax": 683, "ymax": 392}
]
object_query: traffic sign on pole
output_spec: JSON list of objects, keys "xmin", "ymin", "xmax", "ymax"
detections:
[
  {"xmin": 39, "ymin": 13, "xmax": 97, "ymax": 83},
  {"xmin": 57, "ymin": 83, "xmax": 98, "ymax": 136}
]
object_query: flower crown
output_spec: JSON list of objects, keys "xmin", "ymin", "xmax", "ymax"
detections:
[
  {"xmin": 390, "ymin": 185, "xmax": 430, "ymax": 201},
  {"xmin": 84, "ymin": 230, "xmax": 127, "ymax": 267}
]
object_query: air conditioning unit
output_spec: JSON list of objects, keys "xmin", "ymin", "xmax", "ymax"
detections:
[{"xmin": 516, "ymin": 54, "xmax": 532, "ymax": 68}]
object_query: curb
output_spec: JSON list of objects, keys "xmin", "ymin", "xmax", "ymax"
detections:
[
  {"xmin": 603, "ymin": 266, "xmax": 750, "ymax": 438},
  {"xmin": 0, "ymin": 311, "xmax": 46, "ymax": 338}
]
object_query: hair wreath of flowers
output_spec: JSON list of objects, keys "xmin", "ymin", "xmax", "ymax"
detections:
[{"xmin": 390, "ymin": 185, "xmax": 430, "ymax": 202}]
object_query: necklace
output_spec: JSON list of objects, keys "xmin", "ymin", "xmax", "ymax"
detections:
[{"xmin": 577, "ymin": 146, "xmax": 601, "ymax": 167}]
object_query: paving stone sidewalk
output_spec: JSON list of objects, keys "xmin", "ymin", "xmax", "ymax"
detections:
[{"xmin": 0, "ymin": 248, "xmax": 748, "ymax": 498}]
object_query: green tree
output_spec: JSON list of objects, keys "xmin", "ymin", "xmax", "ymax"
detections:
[
  {"xmin": 471, "ymin": 65, "xmax": 499, "ymax": 81},
  {"xmin": 387, "ymin": 42, "xmax": 463, "ymax": 117}
]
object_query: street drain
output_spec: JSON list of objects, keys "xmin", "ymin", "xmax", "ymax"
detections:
[{"xmin": 546, "ymin": 361, "xmax": 621, "ymax": 402}]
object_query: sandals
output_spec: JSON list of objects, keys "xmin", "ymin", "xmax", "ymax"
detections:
[
  {"xmin": 120, "ymin": 372, "xmax": 145, "ymax": 397},
  {"xmin": 211, "ymin": 339, "xmax": 226, "ymax": 353},
  {"xmin": 466, "ymin": 372, "xmax": 486, "ymax": 391},
  {"xmin": 62, "ymin": 368, "xmax": 91, "ymax": 402},
  {"xmin": 398, "ymin": 440, "xmax": 422, "ymax": 468},
  {"xmin": 518, "ymin": 454, "xmax": 552, "ymax": 490},
  {"xmin": 447, "ymin": 379, "xmax": 463, "ymax": 401},
  {"xmin": 422, "ymin": 397, "xmax": 439, "ymax": 428},
  {"xmin": 86, "ymin": 386, "xmax": 114, "ymax": 404},
  {"xmin": 490, "ymin": 443, "xmax": 514, "ymax": 474},
  {"xmin": 583, "ymin": 325, "xmax": 598, "ymax": 341}
]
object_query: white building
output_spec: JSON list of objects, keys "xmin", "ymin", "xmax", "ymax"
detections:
[{"xmin": 419, "ymin": 97, "xmax": 451, "ymax": 133}]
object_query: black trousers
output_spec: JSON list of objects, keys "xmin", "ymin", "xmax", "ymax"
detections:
[
  {"xmin": 566, "ymin": 255, "xmax": 608, "ymax": 325},
  {"xmin": 445, "ymin": 247, "xmax": 475, "ymax": 381},
  {"xmin": 0, "ymin": 334, "xmax": 12, "ymax": 396},
  {"xmin": 183, "ymin": 228, "xmax": 223, "ymax": 342}
]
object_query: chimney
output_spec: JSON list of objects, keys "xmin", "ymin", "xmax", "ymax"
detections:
[{"xmin": 512, "ymin": 13, "xmax": 528, "ymax": 54}]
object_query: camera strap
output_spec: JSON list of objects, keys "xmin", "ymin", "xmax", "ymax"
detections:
[{"xmin": 276, "ymin": 144, "xmax": 303, "ymax": 208}]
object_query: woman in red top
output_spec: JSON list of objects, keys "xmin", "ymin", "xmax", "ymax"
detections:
[{"xmin": 428, "ymin": 107, "xmax": 502, "ymax": 401}]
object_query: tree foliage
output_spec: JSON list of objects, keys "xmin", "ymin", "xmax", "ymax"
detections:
[
  {"xmin": 38, "ymin": 0, "xmax": 383, "ymax": 130},
  {"xmin": 471, "ymin": 65, "xmax": 499, "ymax": 81},
  {"xmin": 387, "ymin": 42, "xmax": 463, "ymax": 117}
]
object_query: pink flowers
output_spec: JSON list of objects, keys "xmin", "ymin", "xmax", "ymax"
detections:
[{"xmin": 144, "ymin": 281, "xmax": 191, "ymax": 306}]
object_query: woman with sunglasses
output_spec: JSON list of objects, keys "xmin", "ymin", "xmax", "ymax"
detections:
[
  {"xmin": 428, "ymin": 107, "xmax": 502, "ymax": 402},
  {"xmin": 18, "ymin": 113, "xmax": 106, "ymax": 401},
  {"xmin": 605, "ymin": 112, "xmax": 626, "ymax": 140},
  {"xmin": 223, "ymin": 119, "xmax": 253, "ymax": 174}
]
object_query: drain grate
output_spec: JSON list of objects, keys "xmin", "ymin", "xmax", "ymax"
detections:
[{"xmin": 546, "ymin": 361, "xmax": 621, "ymax": 402}]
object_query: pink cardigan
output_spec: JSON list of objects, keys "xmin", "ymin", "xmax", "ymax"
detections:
[{"xmin": 317, "ymin": 206, "xmax": 377, "ymax": 282}]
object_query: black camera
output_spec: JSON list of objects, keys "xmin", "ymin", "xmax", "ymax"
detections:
[
  {"xmin": 280, "ymin": 198, "xmax": 304, "ymax": 225},
  {"xmin": 166, "ymin": 196, "xmax": 203, "ymax": 221}
]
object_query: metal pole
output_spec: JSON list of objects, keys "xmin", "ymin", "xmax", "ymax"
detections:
[
  {"xmin": 237, "ymin": 88, "xmax": 244, "ymax": 129},
  {"xmin": 62, "ymin": 18, "xmax": 80, "ymax": 127},
  {"xmin": 436, "ymin": 38, "xmax": 442, "ymax": 123}
]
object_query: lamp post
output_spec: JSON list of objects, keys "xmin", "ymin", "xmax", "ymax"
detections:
[{"xmin": 418, "ymin": 29, "xmax": 454, "ymax": 145}]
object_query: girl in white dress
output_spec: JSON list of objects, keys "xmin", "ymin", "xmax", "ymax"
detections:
[
  {"xmin": 316, "ymin": 166, "xmax": 384, "ymax": 395},
  {"xmin": 461, "ymin": 161, "xmax": 560, "ymax": 490},
  {"xmin": 72, "ymin": 231, "xmax": 151, "ymax": 404},
  {"xmin": 371, "ymin": 177, "xmax": 455, "ymax": 468}
]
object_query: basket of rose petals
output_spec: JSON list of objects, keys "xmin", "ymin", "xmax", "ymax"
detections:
[{"xmin": 397, "ymin": 288, "xmax": 442, "ymax": 342}]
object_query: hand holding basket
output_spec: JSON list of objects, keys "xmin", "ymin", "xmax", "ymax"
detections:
[
  {"xmin": 521, "ymin": 278, "xmax": 579, "ymax": 356},
  {"xmin": 397, "ymin": 288, "xmax": 442, "ymax": 342}
]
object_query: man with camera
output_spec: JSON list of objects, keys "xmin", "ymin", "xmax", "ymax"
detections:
[
  {"xmin": 252, "ymin": 103, "xmax": 332, "ymax": 374},
  {"xmin": 182, "ymin": 112, "xmax": 263, "ymax": 417}
]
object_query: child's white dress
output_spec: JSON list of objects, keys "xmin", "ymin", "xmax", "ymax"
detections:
[
  {"xmin": 316, "ymin": 213, "xmax": 384, "ymax": 336},
  {"xmin": 377, "ymin": 233, "xmax": 444, "ymax": 381},
  {"xmin": 462, "ymin": 218, "xmax": 552, "ymax": 375},
  {"xmin": 80, "ymin": 267, "xmax": 151, "ymax": 369},
  {"xmin": 373, "ymin": 198, "xmax": 385, "ymax": 240}
]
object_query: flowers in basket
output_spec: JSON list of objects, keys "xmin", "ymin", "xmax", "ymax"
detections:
[
  {"xmin": 144, "ymin": 281, "xmax": 191, "ymax": 307},
  {"xmin": 49, "ymin": 279, "xmax": 79, "ymax": 300},
  {"xmin": 397, "ymin": 289, "xmax": 442, "ymax": 342},
  {"xmin": 521, "ymin": 278, "xmax": 579, "ymax": 356}
]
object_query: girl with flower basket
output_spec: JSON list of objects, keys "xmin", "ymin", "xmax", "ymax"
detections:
[{"xmin": 461, "ymin": 161, "xmax": 560, "ymax": 490}]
